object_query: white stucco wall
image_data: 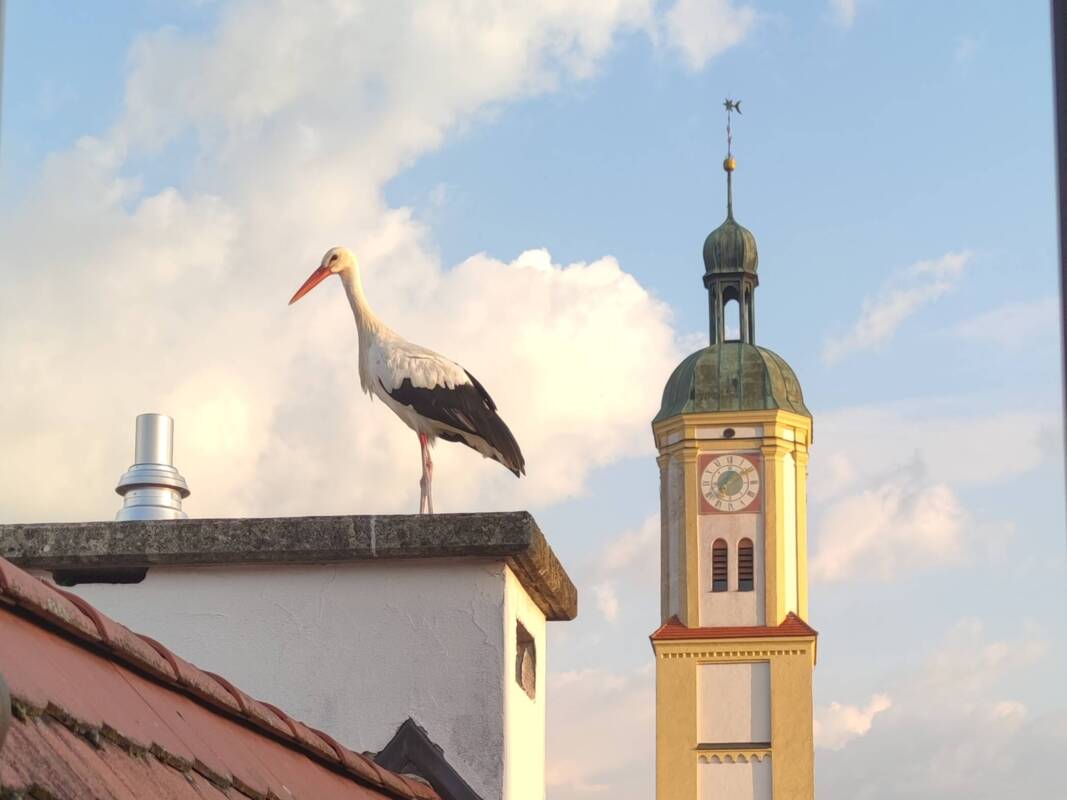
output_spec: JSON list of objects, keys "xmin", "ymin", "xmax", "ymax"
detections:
[
  {"xmin": 698, "ymin": 758, "xmax": 772, "ymax": 800},
  {"xmin": 698, "ymin": 514, "xmax": 765, "ymax": 627},
  {"xmin": 61, "ymin": 559, "xmax": 529, "ymax": 800},
  {"xmin": 697, "ymin": 662, "xmax": 771, "ymax": 744},
  {"xmin": 503, "ymin": 568, "xmax": 546, "ymax": 800},
  {"xmin": 782, "ymin": 451, "xmax": 798, "ymax": 617},
  {"xmin": 666, "ymin": 455, "xmax": 684, "ymax": 620}
]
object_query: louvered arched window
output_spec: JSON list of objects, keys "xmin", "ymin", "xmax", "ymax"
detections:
[
  {"xmin": 738, "ymin": 538, "xmax": 754, "ymax": 591},
  {"xmin": 711, "ymin": 539, "xmax": 728, "ymax": 592}
]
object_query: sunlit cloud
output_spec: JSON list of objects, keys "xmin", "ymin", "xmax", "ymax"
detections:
[
  {"xmin": 662, "ymin": 0, "xmax": 757, "ymax": 70},
  {"xmin": 0, "ymin": 0, "xmax": 730, "ymax": 522},
  {"xmin": 810, "ymin": 467, "xmax": 966, "ymax": 582},
  {"xmin": 808, "ymin": 402, "xmax": 1055, "ymax": 582},
  {"xmin": 817, "ymin": 618, "xmax": 1061, "ymax": 798},
  {"xmin": 815, "ymin": 693, "xmax": 892, "ymax": 750},
  {"xmin": 829, "ymin": 0, "xmax": 857, "ymax": 28},
  {"xmin": 950, "ymin": 295, "xmax": 1057, "ymax": 349},
  {"xmin": 547, "ymin": 666, "xmax": 654, "ymax": 799},
  {"xmin": 823, "ymin": 251, "xmax": 971, "ymax": 364}
]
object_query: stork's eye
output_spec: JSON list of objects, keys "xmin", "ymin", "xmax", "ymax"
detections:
[{"xmin": 329, "ymin": 254, "xmax": 338, "ymax": 262}]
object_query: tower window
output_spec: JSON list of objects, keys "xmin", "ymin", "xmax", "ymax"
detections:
[
  {"xmin": 723, "ymin": 298, "xmax": 741, "ymax": 341},
  {"xmin": 711, "ymin": 539, "xmax": 728, "ymax": 592},
  {"xmin": 515, "ymin": 621, "xmax": 536, "ymax": 699},
  {"xmin": 738, "ymin": 538, "xmax": 754, "ymax": 591}
]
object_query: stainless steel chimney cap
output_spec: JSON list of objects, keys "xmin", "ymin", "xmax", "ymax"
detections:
[{"xmin": 115, "ymin": 413, "xmax": 190, "ymax": 521}]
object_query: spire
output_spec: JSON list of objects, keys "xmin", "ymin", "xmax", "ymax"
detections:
[
  {"xmin": 702, "ymin": 97, "xmax": 758, "ymax": 346},
  {"xmin": 723, "ymin": 98, "xmax": 740, "ymax": 218}
]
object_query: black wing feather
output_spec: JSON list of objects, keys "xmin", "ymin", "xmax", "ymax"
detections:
[{"xmin": 381, "ymin": 373, "xmax": 525, "ymax": 477}]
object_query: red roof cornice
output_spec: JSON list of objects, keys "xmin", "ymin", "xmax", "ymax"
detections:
[{"xmin": 650, "ymin": 612, "xmax": 818, "ymax": 641}]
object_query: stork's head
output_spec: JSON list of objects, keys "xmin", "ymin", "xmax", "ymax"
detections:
[{"xmin": 288, "ymin": 246, "xmax": 357, "ymax": 305}]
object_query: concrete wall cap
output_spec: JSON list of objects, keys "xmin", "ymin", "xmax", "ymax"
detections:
[{"xmin": 0, "ymin": 512, "xmax": 577, "ymax": 621}]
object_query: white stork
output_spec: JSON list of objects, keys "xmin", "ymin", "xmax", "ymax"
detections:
[{"xmin": 288, "ymin": 246, "xmax": 525, "ymax": 513}]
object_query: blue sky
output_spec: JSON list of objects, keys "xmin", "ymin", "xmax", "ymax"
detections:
[{"xmin": 2, "ymin": 1, "xmax": 1064, "ymax": 797}]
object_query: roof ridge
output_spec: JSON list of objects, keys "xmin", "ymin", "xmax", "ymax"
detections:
[{"xmin": 0, "ymin": 555, "xmax": 437, "ymax": 800}]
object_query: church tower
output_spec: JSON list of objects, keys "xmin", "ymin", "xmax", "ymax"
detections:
[{"xmin": 651, "ymin": 102, "xmax": 817, "ymax": 800}]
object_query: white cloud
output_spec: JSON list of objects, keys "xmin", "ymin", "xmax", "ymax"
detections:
[
  {"xmin": 950, "ymin": 295, "xmax": 1058, "ymax": 349},
  {"xmin": 810, "ymin": 470, "xmax": 966, "ymax": 582},
  {"xmin": 810, "ymin": 404, "xmax": 1056, "ymax": 503},
  {"xmin": 815, "ymin": 693, "xmax": 891, "ymax": 750},
  {"xmin": 0, "ymin": 1, "xmax": 723, "ymax": 522},
  {"xmin": 808, "ymin": 403, "xmax": 1056, "ymax": 582},
  {"xmin": 601, "ymin": 514, "xmax": 659, "ymax": 573},
  {"xmin": 818, "ymin": 618, "xmax": 1062, "ymax": 798},
  {"xmin": 586, "ymin": 515, "xmax": 659, "ymax": 623},
  {"xmin": 547, "ymin": 666, "xmax": 654, "ymax": 799},
  {"xmin": 920, "ymin": 618, "xmax": 1048, "ymax": 699},
  {"xmin": 592, "ymin": 582, "xmax": 621, "ymax": 622},
  {"xmin": 663, "ymin": 0, "xmax": 756, "ymax": 70},
  {"xmin": 823, "ymin": 251, "xmax": 971, "ymax": 364},
  {"xmin": 829, "ymin": 0, "xmax": 857, "ymax": 28},
  {"xmin": 544, "ymin": 514, "xmax": 660, "ymax": 794}
]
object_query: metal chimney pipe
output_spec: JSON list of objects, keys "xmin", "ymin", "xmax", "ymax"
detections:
[{"xmin": 115, "ymin": 413, "xmax": 190, "ymax": 521}]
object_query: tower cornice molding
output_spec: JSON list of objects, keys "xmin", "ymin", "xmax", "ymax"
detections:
[
  {"xmin": 695, "ymin": 749, "xmax": 771, "ymax": 764},
  {"xmin": 759, "ymin": 442, "xmax": 791, "ymax": 458},
  {"xmin": 652, "ymin": 636, "xmax": 817, "ymax": 667},
  {"xmin": 653, "ymin": 410, "xmax": 812, "ymax": 449}
]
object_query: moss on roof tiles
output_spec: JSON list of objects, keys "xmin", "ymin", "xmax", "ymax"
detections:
[{"xmin": 655, "ymin": 342, "xmax": 810, "ymax": 423}]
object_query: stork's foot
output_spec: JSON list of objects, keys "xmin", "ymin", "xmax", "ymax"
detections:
[
  {"xmin": 420, "ymin": 475, "xmax": 434, "ymax": 514},
  {"xmin": 419, "ymin": 475, "xmax": 434, "ymax": 515}
]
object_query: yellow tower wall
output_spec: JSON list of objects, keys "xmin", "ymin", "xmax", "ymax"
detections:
[
  {"xmin": 652, "ymin": 409, "xmax": 815, "ymax": 800},
  {"xmin": 653, "ymin": 636, "xmax": 815, "ymax": 800}
]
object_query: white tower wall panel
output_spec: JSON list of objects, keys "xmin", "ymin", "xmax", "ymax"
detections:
[
  {"xmin": 698, "ymin": 515, "xmax": 765, "ymax": 627},
  {"xmin": 782, "ymin": 451, "xmax": 798, "ymax": 616},
  {"xmin": 698, "ymin": 758, "xmax": 772, "ymax": 800},
  {"xmin": 697, "ymin": 662, "xmax": 771, "ymax": 744},
  {"xmin": 666, "ymin": 455, "xmax": 685, "ymax": 619}
]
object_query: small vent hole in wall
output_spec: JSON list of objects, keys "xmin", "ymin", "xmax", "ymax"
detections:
[
  {"xmin": 723, "ymin": 428, "xmax": 735, "ymax": 439},
  {"xmin": 52, "ymin": 568, "xmax": 148, "ymax": 587},
  {"xmin": 516, "ymin": 621, "xmax": 536, "ymax": 700}
]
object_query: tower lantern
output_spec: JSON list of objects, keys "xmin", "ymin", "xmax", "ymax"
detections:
[
  {"xmin": 703, "ymin": 98, "xmax": 759, "ymax": 346},
  {"xmin": 651, "ymin": 100, "xmax": 817, "ymax": 800}
]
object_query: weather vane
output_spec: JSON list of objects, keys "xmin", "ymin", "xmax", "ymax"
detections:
[
  {"xmin": 721, "ymin": 98, "xmax": 742, "ymax": 216},
  {"xmin": 723, "ymin": 98, "xmax": 741, "ymax": 162}
]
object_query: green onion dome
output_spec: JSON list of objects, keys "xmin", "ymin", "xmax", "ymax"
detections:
[
  {"xmin": 655, "ymin": 342, "xmax": 809, "ymax": 423},
  {"xmin": 703, "ymin": 214, "xmax": 759, "ymax": 278}
]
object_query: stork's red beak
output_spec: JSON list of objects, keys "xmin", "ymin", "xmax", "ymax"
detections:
[{"xmin": 288, "ymin": 265, "xmax": 331, "ymax": 305}]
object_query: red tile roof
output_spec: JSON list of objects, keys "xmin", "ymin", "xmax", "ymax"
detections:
[
  {"xmin": 650, "ymin": 612, "xmax": 818, "ymax": 641},
  {"xmin": 0, "ymin": 556, "xmax": 438, "ymax": 800}
]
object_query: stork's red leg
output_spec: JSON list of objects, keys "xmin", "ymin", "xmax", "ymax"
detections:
[{"xmin": 418, "ymin": 433, "xmax": 434, "ymax": 514}]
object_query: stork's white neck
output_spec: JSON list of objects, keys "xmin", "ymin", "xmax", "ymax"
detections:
[
  {"xmin": 340, "ymin": 265, "xmax": 384, "ymax": 336},
  {"xmin": 340, "ymin": 264, "xmax": 387, "ymax": 396}
]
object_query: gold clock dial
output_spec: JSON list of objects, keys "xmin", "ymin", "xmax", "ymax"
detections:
[{"xmin": 700, "ymin": 454, "xmax": 760, "ymax": 512}]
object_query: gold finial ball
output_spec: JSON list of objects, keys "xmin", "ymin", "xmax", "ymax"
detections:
[{"xmin": 723, "ymin": 156, "xmax": 737, "ymax": 172}]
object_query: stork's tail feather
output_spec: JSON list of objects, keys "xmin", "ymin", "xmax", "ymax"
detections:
[
  {"xmin": 493, "ymin": 420, "xmax": 525, "ymax": 478},
  {"xmin": 389, "ymin": 370, "xmax": 526, "ymax": 478},
  {"xmin": 462, "ymin": 370, "xmax": 525, "ymax": 478}
]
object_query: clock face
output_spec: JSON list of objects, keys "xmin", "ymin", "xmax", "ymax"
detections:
[{"xmin": 699, "ymin": 453, "xmax": 761, "ymax": 513}]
